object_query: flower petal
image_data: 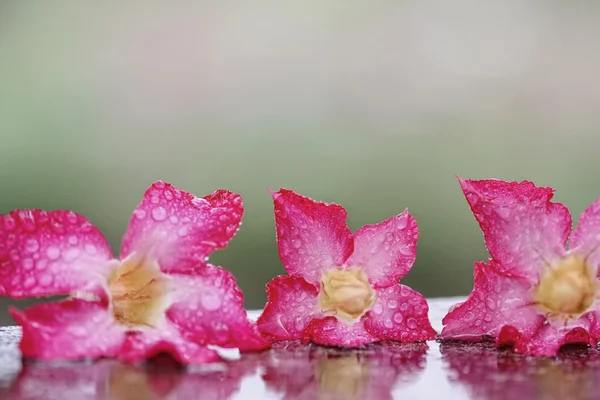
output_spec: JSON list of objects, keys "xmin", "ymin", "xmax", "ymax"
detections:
[
  {"xmin": 270, "ymin": 189, "xmax": 354, "ymax": 285},
  {"xmin": 441, "ymin": 261, "xmax": 544, "ymax": 341},
  {"xmin": 363, "ymin": 284, "xmax": 436, "ymax": 342},
  {"xmin": 118, "ymin": 325, "xmax": 221, "ymax": 365},
  {"xmin": 0, "ymin": 210, "xmax": 112, "ymax": 298},
  {"xmin": 570, "ymin": 197, "xmax": 600, "ymax": 275},
  {"xmin": 166, "ymin": 264, "xmax": 270, "ymax": 351},
  {"xmin": 346, "ymin": 210, "xmax": 418, "ymax": 288},
  {"xmin": 459, "ymin": 178, "xmax": 571, "ymax": 281},
  {"xmin": 303, "ymin": 316, "xmax": 377, "ymax": 347},
  {"xmin": 10, "ymin": 299, "xmax": 125, "ymax": 361},
  {"xmin": 513, "ymin": 325, "xmax": 595, "ymax": 357},
  {"xmin": 257, "ymin": 275, "xmax": 320, "ymax": 340},
  {"xmin": 121, "ymin": 182, "xmax": 244, "ymax": 273}
]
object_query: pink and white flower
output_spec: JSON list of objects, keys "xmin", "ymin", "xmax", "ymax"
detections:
[
  {"xmin": 442, "ymin": 178, "xmax": 600, "ymax": 356},
  {"xmin": 257, "ymin": 189, "xmax": 436, "ymax": 347},
  {"xmin": 0, "ymin": 181, "xmax": 269, "ymax": 364}
]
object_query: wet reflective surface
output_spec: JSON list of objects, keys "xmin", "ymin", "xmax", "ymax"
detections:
[{"xmin": 1, "ymin": 298, "xmax": 600, "ymax": 399}]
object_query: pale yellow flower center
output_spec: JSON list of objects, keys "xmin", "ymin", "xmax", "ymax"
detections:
[
  {"xmin": 107, "ymin": 253, "xmax": 171, "ymax": 329},
  {"xmin": 316, "ymin": 356, "xmax": 368, "ymax": 399},
  {"xmin": 533, "ymin": 253, "xmax": 597, "ymax": 318},
  {"xmin": 318, "ymin": 268, "xmax": 375, "ymax": 323}
]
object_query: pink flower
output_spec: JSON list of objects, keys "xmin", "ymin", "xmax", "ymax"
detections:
[
  {"xmin": 442, "ymin": 178, "xmax": 600, "ymax": 356},
  {"xmin": 257, "ymin": 189, "xmax": 436, "ymax": 347},
  {"xmin": 0, "ymin": 181, "xmax": 269, "ymax": 364}
]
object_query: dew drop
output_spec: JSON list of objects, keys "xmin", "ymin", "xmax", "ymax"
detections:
[
  {"xmin": 134, "ymin": 210, "xmax": 146, "ymax": 220},
  {"xmin": 178, "ymin": 226, "xmax": 189, "ymax": 237},
  {"xmin": 151, "ymin": 196, "xmax": 160, "ymax": 204},
  {"xmin": 384, "ymin": 319, "xmax": 393, "ymax": 329},
  {"xmin": 396, "ymin": 216, "xmax": 408, "ymax": 229},
  {"xmin": 152, "ymin": 207, "xmax": 167, "ymax": 221},
  {"xmin": 63, "ymin": 248, "xmax": 80, "ymax": 262},
  {"xmin": 169, "ymin": 215, "xmax": 179, "ymax": 224},
  {"xmin": 295, "ymin": 317, "xmax": 304, "ymax": 331},
  {"xmin": 496, "ymin": 207, "xmax": 511, "ymax": 219},
  {"xmin": 85, "ymin": 244, "xmax": 97, "ymax": 255},
  {"xmin": 2, "ymin": 216, "xmax": 16, "ymax": 231},
  {"xmin": 407, "ymin": 318, "xmax": 417, "ymax": 329},
  {"xmin": 68, "ymin": 236, "xmax": 79, "ymax": 245},
  {"xmin": 292, "ymin": 239, "xmax": 302, "ymax": 249},
  {"xmin": 484, "ymin": 314, "xmax": 493, "ymax": 323},
  {"xmin": 297, "ymin": 305, "xmax": 306, "ymax": 313},
  {"xmin": 201, "ymin": 292, "xmax": 222, "ymax": 311},
  {"xmin": 25, "ymin": 238, "xmax": 39, "ymax": 253},
  {"xmin": 399, "ymin": 246, "xmax": 413, "ymax": 256},
  {"xmin": 400, "ymin": 286, "xmax": 411, "ymax": 297},
  {"xmin": 22, "ymin": 258, "xmax": 34, "ymax": 271},
  {"xmin": 400, "ymin": 303, "xmax": 408, "ymax": 312},
  {"xmin": 465, "ymin": 312, "xmax": 474, "ymax": 321},
  {"xmin": 393, "ymin": 313, "xmax": 404, "ymax": 324},
  {"xmin": 388, "ymin": 300, "xmax": 398, "ymax": 309},
  {"xmin": 36, "ymin": 259, "xmax": 48, "ymax": 271},
  {"xmin": 383, "ymin": 242, "xmax": 391, "ymax": 251},
  {"xmin": 164, "ymin": 190, "xmax": 174, "ymax": 201},
  {"xmin": 466, "ymin": 192, "xmax": 479, "ymax": 205},
  {"xmin": 39, "ymin": 274, "xmax": 53, "ymax": 286},
  {"xmin": 474, "ymin": 319, "xmax": 482, "ymax": 327},
  {"xmin": 46, "ymin": 246, "xmax": 60, "ymax": 260},
  {"xmin": 23, "ymin": 276, "xmax": 36, "ymax": 289},
  {"xmin": 486, "ymin": 298, "xmax": 497, "ymax": 311},
  {"xmin": 66, "ymin": 212, "xmax": 78, "ymax": 224},
  {"xmin": 373, "ymin": 303, "xmax": 384, "ymax": 315}
]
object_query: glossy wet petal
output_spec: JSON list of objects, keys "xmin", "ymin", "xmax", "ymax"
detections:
[
  {"xmin": 121, "ymin": 182, "xmax": 243, "ymax": 273},
  {"xmin": 459, "ymin": 178, "xmax": 571, "ymax": 281},
  {"xmin": 0, "ymin": 210, "xmax": 113, "ymax": 298},
  {"xmin": 441, "ymin": 261, "xmax": 544, "ymax": 341},
  {"xmin": 166, "ymin": 264, "xmax": 270, "ymax": 351},
  {"xmin": 118, "ymin": 325, "xmax": 221, "ymax": 365},
  {"xmin": 346, "ymin": 210, "xmax": 418, "ymax": 288},
  {"xmin": 513, "ymin": 325, "xmax": 595, "ymax": 357},
  {"xmin": 10, "ymin": 299, "xmax": 125, "ymax": 361},
  {"xmin": 257, "ymin": 275, "xmax": 320, "ymax": 340},
  {"xmin": 363, "ymin": 284, "xmax": 436, "ymax": 342},
  {"xmin": 571, "ymin": 197, "xmax": 600, "ymax": 276},
  {"xmin": 270, "ymin": 189, "xmax": 354, "ymax": 285},
  {"xmin": 303, "ymin": 316, "xmax": 377, "ymax": 347}
]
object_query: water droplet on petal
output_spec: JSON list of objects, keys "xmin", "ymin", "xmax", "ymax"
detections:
[
  {"xmin": 134, "ymin": 210, "xmax": 146, "ymax": 220},
  {"xmin": 388, "ymin": 300, "xmax": 398, "ymax": 309},
  {"xmin": 178, "ymin": 226, "xmax": 189, "ymax": 237},
  {"xmin": 396, "ymin": 216, "xmax": 408, "ymax": 229},
  {"xmin": 295, "ymin": 317, "xmax": 304, "ymax": 331},
  {"xmin": 384, "ymin": 319, "xmax": 393, "ymax": 329},
  {"xmin": 36, "ymin": 259, "xmax": 48, "ymax": 271},
  {"xmin": 393, "ymin": 313, "xmax": 403, "ymax": 324},
  {"xmin": 63, "ymin": 248, "xmax": 80, "ymax": 262},
  {"xmin": 151, "ymin": 207, "xmax": 167, "ymax": 221},
  {"xmin": 496, "ymin": 207, "xmax": 511, "ymax": 219},
  {"xmin": 486, "ymin": 298, "xmax": 497, "ymax": 311},
  {"xmin": 85, "ymin": 244, "xmax": 97, "ymax": 255},
  {"xmin": 466, "ymin": 192, "xmax": 479, "ymax": 205},
  {"xmin": 465, "ymin": 312, "xmax": 474, "ymax": 320},
  {"xmin": 484, "ymin": 314, "xmax": 493, "ymax": 323},
  {"xmin": 151, "ymin": 196, "xmax": 160, "ymax": 204},
  {"xmin": 39, "ymin": 274, "xmax": 53, "ymax": 286},
  {"xmin": 407, "ymin": 318, "xmax": 417, "ymax": 329},
  {"xmin": 292, "ymin": 239, "xmax": 302, "ymax": 249},
  {"xmin": 164, "ymin": 190, "xmax": 174, "ymax": 201},
  {"xmin": 373, "ymin": 303, "xmax": 384, "ymax": 315},
  {"xmin": 25, "ymin": 238, "xmax": 39, "ymax": 253},
  {"xmin": 400, "ymin": 303, "xmax": 408, "ymax": 312},
  {"xmin": 22, "ymin": 258, "xmax": 34, "ymax": 270},
  {"xmin": 23, "ymin": 276, "xmax": 36, "ymax": 289},
  {"xmin": 46, "ymin": 246, "xmax": 60, "ymax": 260},
  {"xmin": 400, "ymin": 286, "xmax": 411, "ymax": 297},
  {"xmin": 399, "ymin": 246, "xmax": 413, "ymax": 256},
  {"xmin": 474, "ymin": 319, "xmax": 482, "ymax": 326},
  {"xmin": 68, "ymin": 236, "xmax": 79, "ymax": 245},
  {"xmin": 201, "ymin": 292, "xmax": 222, "ymax": 311}
]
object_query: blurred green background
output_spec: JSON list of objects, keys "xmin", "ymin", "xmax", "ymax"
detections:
[{"xmin": 2, "ymin": 1, "xmax": 600, "ymax": 325}]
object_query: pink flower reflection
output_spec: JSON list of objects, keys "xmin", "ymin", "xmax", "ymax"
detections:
[
  {"xmin": 262, "ymin": 341, "xmax": 428, "ymax": 400},
  {"xmin": 440, "ymin": 341, "xmax": 600, "ymax": 400}
]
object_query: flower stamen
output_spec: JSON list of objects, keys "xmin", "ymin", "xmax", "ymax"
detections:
[{"xmin": 318, "ymin": 268, "xmax": 375, "ymax": 323}]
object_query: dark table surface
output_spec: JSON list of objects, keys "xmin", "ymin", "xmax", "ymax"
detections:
[{"xmin": 1, "ymin": 297, "xmax": 599, "ymax": 400}]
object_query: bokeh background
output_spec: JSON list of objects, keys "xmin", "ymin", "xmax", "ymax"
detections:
[{"xmin": 1, "ymin": 1, "xmax": 600, "ymax": 325}]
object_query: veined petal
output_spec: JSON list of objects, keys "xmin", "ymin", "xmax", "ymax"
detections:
[
  {"xmin": 121, "ymin": 182, "xmax": 243, "ymax": 273},
  {"xmin": 0, "ymin": 210, "xmax": 113, "ymax": 298},
  {"xmin": 270, "ymin": 189, "xmax": 354, "ymax": 285},
  {"xmin": 441, "ymin": 261, "xmax": 544, "ymax": 341},
  {"xmin": 166, "ymin": 264, "xmax": 270, "ymax": 351},
  {"xmin": 458, "ymin": 178, "xmax": 571, "ymax": 281},
  {"xmin": 571, "ymin": 197, "xmax": 600, "ymax": 276},
  {"xmin": 363, "ymin": 285, "xmax": 436, "ymax": 342},
  {"xmin": 346, "ymin": 210, "xmax": 418, "ymax": 288},
  {"xmin": 257, "ymin": 275, "xmax": 320, "ymax": 340},
  {"xmin": 10, "ymin": 299, "xmax": 125, "ymax": 361},
  {"xmin": 118, "ymin": 325, "xmax": 221, "ymax": 365},
  {"xmin": 303, "ymin": 316, "xmax": 377, "ymax": 347}
]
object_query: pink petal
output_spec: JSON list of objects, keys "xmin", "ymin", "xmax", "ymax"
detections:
[
  {"xmin": 121, "ymin": 182, "xmax": 244, "ymax": 273},
  {"xmin": 10, "ymin": 299, "xmax": 125, "ymax": 361},
  {"xmin": 459, "ymin": 178, "xmax": 571, "ymax": 281},
  {"xmin": 346, "ymin": 210, "xmax": 418, "ymax": 288},
  {"xmin": 270, "ymin": 189, "xmax": 354, "ymax": 285},
  {"xmin": 571, "ymin": 197, "xmax": 600, "ymax": 275},
  {"xmin": 303, "ymin": 316, "xmax": 377, "ymax": 347},
  {"xmin": 363, "ymin": 284, "xmax": 436, "ymax": 342},
  {"xmin": 513, "ymin": 325, "xmax": 594, "ymax": 357},
  {"xmin": 166, "ymin": 264, "xmax": 270, "ymax": 351},
  {"xmin": 257, "ymin": 275, "xmax": 320, "ymax": 340},
  {"xmin": 119, "ymin": 325, "xmax": 221, "ymax": 365},
  {"xmin": 441, "ymin": 261, "xmax": 544, "ymax": 341},
  {"xmin": 0, "ymin": 210, "xmax": 113, "ymax": 298}
]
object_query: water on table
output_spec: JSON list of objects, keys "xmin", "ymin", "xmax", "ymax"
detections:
[{"xmin": 0, "ymin": 298, "xmax": 599, "ymax": 400}]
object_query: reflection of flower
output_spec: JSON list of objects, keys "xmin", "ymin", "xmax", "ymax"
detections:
[
  {"xmin": 258, "ymin": 189, "xmax": 436, "ymax": 348},
  {"xmin": 6, "ymin": 353, "xmax": 261, "ymax": 400},
  {"xmin": 263, "ymin": 341, "xmax": 428, "ymax": 400},
  {"xmin": 0, "ymin": 181, "xmax": 268, "ymax": 364},
  {"xmin": 442, "ymin": 178, "xmax": 600, "ymax": 356},
  {"xmin": 440, "ymin": 341, "xmax": 600, "ymax": 400}
]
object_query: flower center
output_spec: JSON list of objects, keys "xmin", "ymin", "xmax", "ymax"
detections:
[
  {"xmin": 107, "ymin": 253, "xmax": 171, "ymax": 329},
  {"xmin": 533, "ymin": 253, "xmax": 597, "ymax": 318},
  {"xmin": 318, "ymin": 268, "xmax": 375, "ymax": 323}
]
